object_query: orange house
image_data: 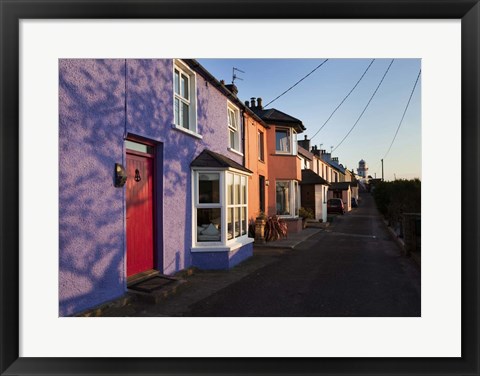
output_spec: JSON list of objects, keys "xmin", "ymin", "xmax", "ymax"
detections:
[
  {"xmin": 247, "ymin": 98, "xmax": 306, "ymax": 233},
  {"xmin": 243, "ymin": 108, "xmax": 270, "ymax": 222}
]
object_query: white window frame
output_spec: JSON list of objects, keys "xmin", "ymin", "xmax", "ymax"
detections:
[
  {"xmin": 192, "ymin": 168, "xmax": 251, "ymax": 250},
  {"xmin": 227, "ymin": 102, "xmax": 242, "ymax": 154},
  {"xmin": 275, "ymin": 180, "xmax": 300, "ymax": 218},
  {"xmin": 275, "ymin": 127, "xmax": 297, "ymax": 155},
  {"xmin": 173, "ymin": 60, "xmax": 199, "ymax": 136},
  {"xmin": 258, "ymin": 130, "xmax": 265, "ymax": 162}
]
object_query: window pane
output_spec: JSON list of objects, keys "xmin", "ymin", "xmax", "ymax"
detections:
[
  {"xmin": 229, "ymin": 129, "xmax": 236, "ymax": 149},
  {"xmin": 227, "ymin": 208, "xmax": 234, "ymax": 240},
  {"xmin": 174, "ymin": 70, "xmax": 180, "ymax": 95},
  {"xmin": 181, "ymin": 101, "xmax": 189, "ymax": 129},
  {"xmin": 294, "ymin": 181, "xmax": 300, "ymax": 217},
  {"xmin": 198, "ymin": 173, "xmax": 220, "ymax": 203},
  {"xmin": 276, "ymin": 181, "xmax": 290, "ymax": 215},
  {"xmin": 241, "ymin": 176, "xmax": 246, "ymax": 205},
  {"xmin": 234, "ymin": 174, "xmax": 240, "ymax": 205},
  {"xmin": 235, "ymin": 207, "xmax": 241, "ymax": 238},
  {"xmin": 197, "ymin": 208, "xmax": 221, "ymax": 242},
  {"xmin": 276, "ymin": 129, "xmax": 290, "ymax": 152},
  {"xmin": 258, "ymin": 132, "xmax": 264, "ymax": 161},
  {"xmin": 174, "ymin": 98, "xmax": 180, "ymax": 125},
  {"xmin": 181, "ymin": 74, "xmax": 189, "ymax": 100},
  {"xmin": 227, "ymin": 173, "xmax": 233, "ymax": 205},
  {"xmin": 241, "ymin": 207, "xmax": 247, "ymax": 236}
]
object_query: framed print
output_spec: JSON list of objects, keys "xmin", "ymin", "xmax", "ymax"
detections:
[{"xmin": 1, "ymin": 0, "xmax": 479, "ymax": 375}]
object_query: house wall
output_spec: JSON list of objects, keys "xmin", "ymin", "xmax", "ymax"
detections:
[
  {"xmin": 315, "ymin": 185, "xmax": 328, "ymax": 222},
  {"xmin": 244, "ymin": 112, "xmax": 268, "ymax": 219},
  {"xmin": 59, "ymin": 59, "xmax": 246, "ymax": 316},
  {"xmin": 266, "ymin": 127, "xmax": 301, "ymax": 217}
]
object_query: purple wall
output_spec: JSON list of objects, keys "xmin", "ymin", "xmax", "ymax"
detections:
[{"xmin": 59, "ymin": 59, "xmax": 246, "ymax": 316}]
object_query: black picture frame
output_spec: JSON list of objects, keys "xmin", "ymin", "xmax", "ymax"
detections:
[{"xmin": 1, "ymin": 1, "xmax": 478, "ymax": 375}]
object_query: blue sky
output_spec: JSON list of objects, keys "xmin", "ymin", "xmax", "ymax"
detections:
[{"xmin": 198, "ymin": 58, "xmax": 421, "ymax": 181}]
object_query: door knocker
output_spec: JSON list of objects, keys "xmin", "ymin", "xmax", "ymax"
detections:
[{"xmin": 134, "ymin": 169, "xmax": 141, "ymax": 182}]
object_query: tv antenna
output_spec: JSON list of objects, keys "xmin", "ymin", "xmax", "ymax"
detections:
[
  {"xmin": 319, "ymin": 143, "xmax": 323, "ymax": 150},
  {"xmin": 232, "ymin": 67, "xmax": 245, "ymax": 85},
  {"xmin": 330, "ymin": 146, "xmax": 334, "ymax": 153}
]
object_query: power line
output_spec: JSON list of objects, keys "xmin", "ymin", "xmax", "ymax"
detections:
[
  {"xmin": 264, "ymin": 59, "xmax": 329, "ymax": 108},
  {"xmin": 332, "ymin": 59, "xmax": 395, "ymax": 153},
  {"xmin": 383, "ymin": 69, "xmax": 422, "ymax": 160},
  {"xmin": 310, "ymin": 59, "xmax": 375, "ymax": 141}
]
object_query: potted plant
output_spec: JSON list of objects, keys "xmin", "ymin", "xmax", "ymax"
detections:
[{"xmin": 299, "ymin": 207, "xmax": 314, "ymax": 228}]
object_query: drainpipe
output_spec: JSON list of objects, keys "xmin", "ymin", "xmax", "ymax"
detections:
[{"xmin": 241, "ymin": 109, "xmax": 246, "ymax": 168}]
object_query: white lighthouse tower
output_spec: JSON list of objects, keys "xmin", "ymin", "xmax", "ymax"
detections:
[{"xmin": 357, "ymin": 159, "xmax": 368, "ymax": 178}]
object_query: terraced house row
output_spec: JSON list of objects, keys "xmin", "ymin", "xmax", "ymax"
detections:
[{"xmin": 59, "ymin": 59, "xmax": 358, "ymax": 316}]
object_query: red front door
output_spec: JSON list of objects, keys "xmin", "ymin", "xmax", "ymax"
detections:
[{"xmin": 126, "ymin": 151, "xmax": 154, "ymax": 277}]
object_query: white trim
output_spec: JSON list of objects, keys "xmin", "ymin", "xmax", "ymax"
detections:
[
  {"xmin": 227, "ymin": 147, "xmax": 244, "ymax": 157},
  {"xmin": 173, "ymin": 59, "xmax": 198, "ymax": 133},
  {"xmin": 227, "ymin": 100, "xmax": 241, "ymax": 152},
  {"xmin": 191, "ymin": 236, "xmax": 254, "ymax": 253},
  {"xmin": 171, "ymin": 123, "xmax": 203, "ymax": 139}
]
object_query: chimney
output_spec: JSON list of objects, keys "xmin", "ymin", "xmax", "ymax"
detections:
[
  {"xmin": 225, "ymin": 84, "xmax": 238, "ymax": 95},
  {"xmin": 257, "ymin": 97, "xmax": 263, "ymax": 109},
  {"xmin": 311, "ymin": 145, "xmax": 320, "ymax": 156},
  {"xmin": 245, "ymin": 100, "xmax": 250, "ymax": 107},
  {"xmin": 297, "ymin": 135, "xmax": 310, "ymax": 151},
  {"xmin": 250, "ymin": 97, "xmax": 256, "ymax": 108},
  {"xmin": 220, "ymin": 79, "xmax": 225, "ymax": 85}
]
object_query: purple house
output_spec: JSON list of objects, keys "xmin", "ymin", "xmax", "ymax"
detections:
[{"xmin": 59, "ymin": 59, "xmax": 254, "ymax": 316}]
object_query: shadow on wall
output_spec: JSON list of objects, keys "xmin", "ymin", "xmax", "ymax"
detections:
[
  {"xmin": 59, "ymin": 59, "xmax": 223, "ymax": 315},
  {"xmin": 59, "ymin": 59, "xmax": 128, "ymax": 316}
]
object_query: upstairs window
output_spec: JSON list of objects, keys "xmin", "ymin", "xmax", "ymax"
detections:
[
  {"xmin": 174, "ymin": 60, "xmax": 197, "ymax": 133},
  {"xmin": 258, "ymin": 131, "xmax": 265, "ymax": 161},
  {"xmin": 275, "ymin": 127, "xmax": 297, "ymax": 155},
  {"xmin": 275, "ymin": 128, "xmax": 290, "ymax": 153},
  {"xmin": 227, "ymin": 102, "xmax": 240, "ymax": 152}
]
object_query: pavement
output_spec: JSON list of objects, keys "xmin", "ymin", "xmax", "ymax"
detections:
[
  {"xmin": 93, "ymin": 192, "xmax": 420, "ymax": 317},
  {"xmin": 92, "ymin": 228, "xmax": 321, "ymax": 317}
]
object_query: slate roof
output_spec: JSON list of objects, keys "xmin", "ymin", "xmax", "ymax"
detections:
[
  {"xmin": 253, "ymin": 107, "xmax": 306, "ymax": 133},
  {"xmin": 191, "ymin": 149, "xmax": 252, "ymax": 173},
  {"xmin": 297, "ymin": 145, "xmax": 313, "ymax": 160},
  {"xmin": 299, "ymin": 169, "xmax": 330, "ymax": 186},
  {"xmin": 329, "ymin": 182, "xmax": 352, "ymax": 191}
]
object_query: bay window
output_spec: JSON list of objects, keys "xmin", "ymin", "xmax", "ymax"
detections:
[
  {"xmin": 193, "ymin": 169, "xmax": 249, "ymax": 247},
  {"xmin": 275, "ymin": 127, "xmax": 297, "ymax": 155},
  {"xmin": 276, "ymin": 180, "xmax": 300, "ymax": 217}
]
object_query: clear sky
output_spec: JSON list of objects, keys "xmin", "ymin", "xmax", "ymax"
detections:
[{"xmin": 198, "ymin": 58, "xmax": 421, "ymax": 182}]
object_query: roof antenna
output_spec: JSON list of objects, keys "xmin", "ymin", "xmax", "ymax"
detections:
[
  {"xmin": 232, "ymin": 67, "xmax": 245, "ymax": 85},
  {"xmin": 330, "ymin": 146, "xmax": 334, "ymax": 153}
]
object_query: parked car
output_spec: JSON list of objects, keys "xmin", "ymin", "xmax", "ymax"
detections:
[
  {"xmin": 351, "ymin": 197, "xmax": 358, "ymax": 208},
  {"xmin": 327, "ymin": 198, "xmax": 345, "ymax": 215}
]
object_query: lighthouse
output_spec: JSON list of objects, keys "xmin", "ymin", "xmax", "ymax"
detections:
[{"xmin": 357, "ymin": 159, "xmax": 368, "ymax": 178}]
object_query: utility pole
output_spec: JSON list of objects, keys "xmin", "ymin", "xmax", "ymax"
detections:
[{"xmin": 381, "ymin": 159, "xmax": 384, "ymax": 181}]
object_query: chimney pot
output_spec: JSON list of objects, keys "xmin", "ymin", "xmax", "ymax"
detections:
[
  {"xmin": 257, "ymin": 97, "xmax": 263, "ymax": 109},
  {"xmin": 220, "ymin": 80, "xmax": 225, "ymax": 85},
  {"xmin": 250, "ymin": 97, "xmax": 256, "ymax": 108}
]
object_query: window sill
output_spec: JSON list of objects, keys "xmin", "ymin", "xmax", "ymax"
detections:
[
  {"xmin": 171, "ymin": 124, "xmax": 203, "ymax": 139},
  {"xmin": 191, "ymin": 236, "xmax": 253, "ymax": 252},
  {"xmin": 273, "ymin": 152, "xmax": 295, "ymax": 156},
  {"xmin": 228, "ymin": 147, "xmax": 244, "ymax": 157}
]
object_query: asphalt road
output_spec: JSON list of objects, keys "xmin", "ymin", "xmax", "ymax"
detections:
[{"xmin": 187, "ymin": 192, "xmax": 421, "ymax": 317}]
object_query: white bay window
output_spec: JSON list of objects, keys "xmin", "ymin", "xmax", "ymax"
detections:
[{"xmin": 193, "ymin": 169, "xmax": 250, "ymax": 248}]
